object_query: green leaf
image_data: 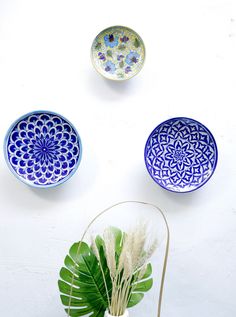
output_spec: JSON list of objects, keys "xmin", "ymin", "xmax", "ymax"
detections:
[
  {"xmin": 58, "ymin": 241, "xmax": 111, "ymax": 317},
  {"xmin": 110, "ymin": 227, "xmax": 123, "ymax": 253},
  {"xmin": 60, "ymin": 295, "xmax": 100, "ymax": 307},
  {"xmin": 118, "ymin": 44, "xmax": 126, "ymax": 50},
  {"xmin": 95, "ymin": 42, "xmax": 101, "ymax": 50},
  {"xmin": 142, "ymin": 263, "xmax": 152, "ymax": 279},
  {"xmin": 107, "ymin": 50, "xmax": 112, "ymax": 57},
  {"xmin": 95, "ymin": 235, "xmax": 104, "ymax": 248},
  {"xmin": 134, "ymin": 38, "xmax": 140, "ymax": 48},
  {"xmin": 133, "ymin": 263, "xmax": 152, "ymax": 281},
  {"xmin": 132, "ymin": 278, "xmax": 153, "ymax": 292},
  {"xmin": 117, "ymin": 73, "xmax": 124, "ymax": 78},
  {"xmin": 58, "ymin": 228, "xmax": 154, "ymax": 316},
  {"xmin": 128, "ymin": 293, "xmax": 144, "ymax": 307},
  {"xmin": 119, "ymin": 61, "xmax": 124, "ymax": 68}
]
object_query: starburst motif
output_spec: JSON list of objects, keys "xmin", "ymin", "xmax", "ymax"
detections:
[
  {"xmin": 32, "ymin": 135, "xmax": 60, "ymax": 164},
  {"xmin": 165, "ymin": 140, "xmax": 195, "ymax": 170}
]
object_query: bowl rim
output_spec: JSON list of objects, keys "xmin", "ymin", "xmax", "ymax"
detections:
[
  {"xmin": 144, "ymin": 116, "xmax": 218, "ymax": 193},
  {"xmin": 90, "ymin": 25, "xmax": 146, "ymax": 81},
  {"xmin": 4, "ymin": 109, "xmax": 83, "ymax": 189}
]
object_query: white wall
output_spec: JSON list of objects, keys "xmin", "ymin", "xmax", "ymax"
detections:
[{"xmin": 0, "ymin": 0, "xmax": 235, "ymax": 316}]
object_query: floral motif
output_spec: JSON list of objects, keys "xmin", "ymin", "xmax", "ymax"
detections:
[
  {"xmin": 125, "ymin": 66, "xmax": 132, "ymax": 74},
  {"xmin": 145, "ymin": 118, "xmax": 218, "ymax": 192},
  {"xmin": 104, "ymin": 34, "xmax": 119, "ymax": 48},
  {"xmin": 120, "ymin": 35, "xmax": 129, "ymax": 43},
  {"xmin": 91, "ymin": 26, "xmax": 145, "ymax": 80},
  {"xmin": 5, "ymin": 112, "xmax": 82, "ymax": 187},
  {"xmin": 98, "ymin": 52, "xmax": 106, "ymax": 61},
  {"xmin": 117, "ymin": 54, "xmax": 124, "ymax": 61},
  {"xmin": 104, "ymin": 61, "xmax": 116, "ymax": 73},
  {"xmin": 125, "ymin": 51, "xmax": 140, "ymax": 65},
  {"xmin": 32, "ymin": 135, "xmax": 60, "ymax": 164}
]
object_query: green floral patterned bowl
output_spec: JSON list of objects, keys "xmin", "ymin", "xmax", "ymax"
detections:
[{"xmin": 91, "ymin": 26, "xmax": 145, "ymax": 81}]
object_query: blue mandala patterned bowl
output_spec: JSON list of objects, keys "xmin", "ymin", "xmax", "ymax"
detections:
[
  {"xmin": 4, "ymin": 111, "xmax": 82, "ymax": 188},
  {"xmin": 144, "ymin": 117, "xmax": 218, "ymax": 193}
]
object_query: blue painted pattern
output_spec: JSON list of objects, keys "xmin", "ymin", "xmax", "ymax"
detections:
[
  {"xmin": 144, "ymin": 117, "xmax": 218, "ymax": 192},
  {"xmin": 5, "ymin": 111, "xmax": 82, "ymax": 187}
]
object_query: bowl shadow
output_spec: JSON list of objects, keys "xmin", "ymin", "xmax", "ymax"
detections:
[
  {"xmin": 87, "ymin": 69, "xmax": 143, "ymax": 101},
  {"xmin": 136, "ymin": 170, "xmax": 207, "ymax": 212}
]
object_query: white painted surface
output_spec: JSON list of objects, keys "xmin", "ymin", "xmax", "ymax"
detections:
[{"xmin": 0, "ymin": 0, "xmax": 236, "ymax": 316}]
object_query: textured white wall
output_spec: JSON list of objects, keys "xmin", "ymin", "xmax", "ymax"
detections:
[{"xmin": 0, "ymin": 0, "xmax": 236, "ymax": 316}]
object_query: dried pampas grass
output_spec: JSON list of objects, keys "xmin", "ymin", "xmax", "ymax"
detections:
[{"xmin": 92, "ymin": 223, "xmax": 157, "ymax": 316}]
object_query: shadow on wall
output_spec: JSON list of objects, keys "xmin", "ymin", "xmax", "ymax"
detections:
[
  {"xmin": 0, "ymin": 154, "xmax": 97, "ymax": 211},
  {"xmin": 0, "ymin": 165, "xmax": 75, "ymax": 210},
  {"xmin": 86, "ymin": 69, "xmax": 144, "ymax": 101},
  {"xmin": 135, "ymin": 168, "xmax": 214, "ymax": 211}
]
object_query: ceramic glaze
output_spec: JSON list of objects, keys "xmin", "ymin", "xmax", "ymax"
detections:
[
  {"xmin": 4, "ymin": 111, "xmax": 82, "ymax": 188},
  {"xmin": 91, "ymin": 26, "xmax": 145, "ymax": 81},
  {"xmin": 144, "ymin": 117, "xmax": 218, "ymax": 193},
  {"xmin": 105, "ymin": 310, "xmax": 129, "ymax": 317}
]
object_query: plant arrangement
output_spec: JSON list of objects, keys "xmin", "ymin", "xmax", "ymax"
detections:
[{"xmin": 58, "ymin": 224, "xmax": 157, "ymax": 317}]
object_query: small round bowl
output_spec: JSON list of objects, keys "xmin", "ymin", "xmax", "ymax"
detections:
[
  {"xmin": 4, "ymin": 110, "xmax": 82, "ymax": 188},
  {"xmin": 144, "ymin": 117, "xmax": 218, "ymax": 193},
  {"xmin": 91, "ymin": 25, "xmax": 145, "ymax": 81}
]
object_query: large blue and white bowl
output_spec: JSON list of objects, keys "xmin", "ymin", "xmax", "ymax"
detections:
[
  {"xmin": 4, "ymin": 111, "xmax": 82, "ymax": 188},
  {"xmin": 144, "ymin": 117, "xmax": 218, "ymax": 193}
]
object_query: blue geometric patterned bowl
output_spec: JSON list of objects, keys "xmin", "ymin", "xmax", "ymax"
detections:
[
  {"xmin": 144, "ymin": 117, "xmax": 218, "ymax": 193},
  {"xmin": 4, "ymin": 111, "xmax": 82, "ymax": 188}
]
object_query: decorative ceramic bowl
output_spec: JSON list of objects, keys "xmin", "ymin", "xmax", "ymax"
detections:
[
  {"xmin": 4, "ymin": 111, "xmax": 82, "ymax": 188},
  {"xmin": 144, "ymin": 117, "xmax": 218, "ymax": 193},
  {"xmin": 91, "ymin": 26, "xmax": 145, "ymax": 81}
]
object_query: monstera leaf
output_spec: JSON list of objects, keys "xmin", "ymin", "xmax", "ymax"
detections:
[{"xmin": 58, "ymin": 228, "xmax": 153, "ymax": 317}]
